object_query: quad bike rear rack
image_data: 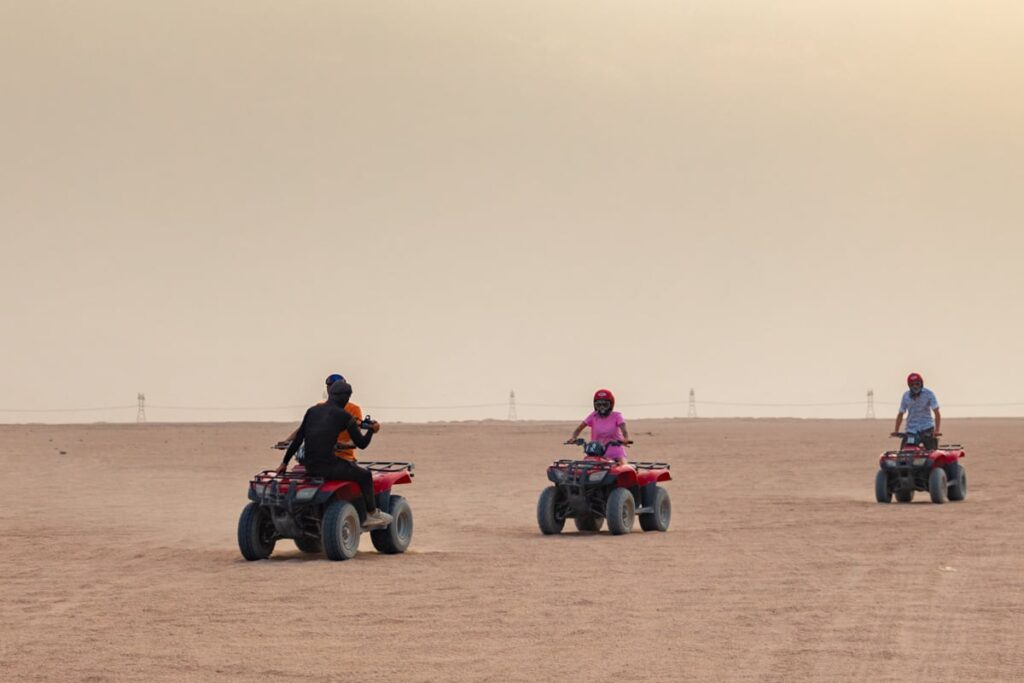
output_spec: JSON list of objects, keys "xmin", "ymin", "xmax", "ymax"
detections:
[
  {"xmin": 360, "ymin": 461, "xmax": 415, "ymax": 474},
  {"xmin": 630, "ymin": 461, "xmax": 671, "ymax": 470}
]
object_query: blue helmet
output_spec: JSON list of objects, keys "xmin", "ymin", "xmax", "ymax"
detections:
[{"xmin": 325, "ymin": 373, "xmax": 345, "ymax": 386}]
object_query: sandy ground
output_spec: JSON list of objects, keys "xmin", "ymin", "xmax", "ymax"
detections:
[{"xmin": 1, "ymin": 418, "xmax": 1022, "ymax": 682}]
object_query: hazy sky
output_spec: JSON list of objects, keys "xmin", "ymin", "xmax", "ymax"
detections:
[{"xmin": 2, "ymin": 1, "xmax": 1022, "ymax": 423}]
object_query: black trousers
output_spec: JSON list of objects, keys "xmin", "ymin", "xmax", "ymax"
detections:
[
  {"xmin": 902, "ymin": 428, "xmax": 938, "ymax": 451},
  {"xmin": 307, "ymin": 458, "xmax": 377, "ymax": 512}
]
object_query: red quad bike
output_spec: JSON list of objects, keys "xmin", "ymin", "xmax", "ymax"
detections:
[
  {"xmin": 875, "ymin": 432, "xmax": 967, "ymax": 504},
  {"xmin": 537, "ymin": 439, "xmax": 672, "ymax": 535},
  {"xmin": 238, "ymin": 442, "xmax": 414, "ymax": 561}
]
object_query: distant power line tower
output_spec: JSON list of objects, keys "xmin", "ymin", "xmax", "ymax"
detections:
[
  {"xmin": 865, "ymin": 389, "xmax": 875, "ymax": 419},
  {"xmin": 137, "ymin": 393, "xmax": 146, "ymax": 423},
  {"xmin": 507, "ymin": 390, "xmax": 517, "ymax": 421},
  {"xmin": 687, "ymin": 388, "xmax": 697, "ymax": 418}
]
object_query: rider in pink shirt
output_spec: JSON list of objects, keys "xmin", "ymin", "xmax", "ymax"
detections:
[{"xmin": 566, "ymin": 389, "xmax": 632, "ymax": 461}]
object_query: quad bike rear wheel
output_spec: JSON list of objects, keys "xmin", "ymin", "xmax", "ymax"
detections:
[
  {"xmin": 371, "ymin": 495, "xmax": 414, "ymax": 554},
  {"xmin": 874, "ymin": 470, "xmax": 892, "ymax": 504},
  {"xmin": 928, "ymin": 467, "xmax": 949, "ymax": 504},
  {"xmin": 639, "ymin": 485, "xmax": 671, "ymax": 531},
  {"xmin": 947, "ymin": 462, "xmax": 967, "ymax": 502},
  {"xmin": 238, "ymin": 502, "xmax": 277, "ymax": 561},
  {"xmin": 323, "ymin": 500, "xmax": 361, "ymax": 560},
  {"xmin": 537, "ymin": 487, "xmax": 565, "ymax": 535},
  {"xmin": 605, "ymin": 487, "xmax": 635, "ymax": 535},
  {"xmin": 574, "ymin": 515, "xmax": 604, "ymax": 532}
]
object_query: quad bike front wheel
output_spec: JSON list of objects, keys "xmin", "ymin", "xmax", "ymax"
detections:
[
  {"xmin": 605, "ymin": 488, "xmax": 635, "ymax": 535},
  {"xmin": 639, "ymin": 485, "xmax": 671, "ymax": 532},
  {"xmin": 238, "ymin": 502, "xmax": 277, "ymax": 561},
  {"xmin": 928, "ymin": 467, "xmax": 949, "ymax": 504},
  {"xmin": 874, "ymin": 470, "xmax": 892, "ymax": 504},
  {"xmin": 895, "ymin": 489, "xmax": 915, "ymax": 503},
  {"xmin": 537, "ymin": 487, "xmax": 565, "ymax": 535},
  {"xmin": 323, "ymin": 500, "xmax": 361, "ymax": 560},
  {"xmin": 371, "ymin": 495, "xmax": 414, "ymax": 554},
  {"xmin": 948, "ymin": 463, "xmax": 967, "ymax": 502}
]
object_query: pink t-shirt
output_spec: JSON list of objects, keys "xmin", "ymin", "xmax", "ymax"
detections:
[{"xmin": 583, "ymin": 410, "xmax": 626, "ymax": 459}]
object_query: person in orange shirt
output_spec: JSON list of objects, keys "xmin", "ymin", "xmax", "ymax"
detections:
[{"xmin": 278, "ymin": 373, "xmax": 365, "ymax": 462}]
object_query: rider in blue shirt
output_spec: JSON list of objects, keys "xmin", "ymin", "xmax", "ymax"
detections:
[{"xmin": 891, "ymin": 372, "xmax": 942, "ymax": 449}]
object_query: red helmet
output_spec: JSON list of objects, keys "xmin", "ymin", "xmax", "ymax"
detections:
[
  {"xmin": 593, "ymin": 389, "xmax": 615, "ymax": 415},
  {"xmin": 906, "ymin": 373, "xmax": 923, "ymax": 386}
]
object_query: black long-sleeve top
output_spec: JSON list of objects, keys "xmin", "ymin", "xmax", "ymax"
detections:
[{"xmin": 281, "ymin": 401, "xmax": 373, "ymax": 468}]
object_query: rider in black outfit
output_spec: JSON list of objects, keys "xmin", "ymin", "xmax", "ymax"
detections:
[{"xmin": 277, "ymin": 380, "xmax": 392, "ymax": 528}]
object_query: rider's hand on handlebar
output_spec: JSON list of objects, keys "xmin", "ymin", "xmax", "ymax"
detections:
[
  {"xmin": 274, "ymin": 463, "xmax": 287, "ymax": 475},
  {"xmin": 273, "ymin": 441, "xmax": 290, "ymax": 449},
  {"xmin": 889, "ymin": 432, "xmax": 901, "ymax": 438},
  {"xmin": 369, "ymin": 420, "xmax": 381, "ymax": 434}
]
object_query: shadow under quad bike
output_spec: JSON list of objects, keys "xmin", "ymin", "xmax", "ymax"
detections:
[
  {"xmin": 875, "ymin": 432, "xmax": 967, "ymax": 504},
  {"xmin": 537, "ymin": 439, "xmax": 672, "ymax": 535},
  {"xmin": 238, "ymin": 442, "xmax": 415, "ymax": 561}
]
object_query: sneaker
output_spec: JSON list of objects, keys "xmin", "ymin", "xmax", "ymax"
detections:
[{"xmin": 362, "ymin": 510, "xmax": 393, "ymax": 530}]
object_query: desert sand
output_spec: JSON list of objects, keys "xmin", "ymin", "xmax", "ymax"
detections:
[{"xmin": 1, "ymin": 418, "xmax": 1022, "ymax": 682}]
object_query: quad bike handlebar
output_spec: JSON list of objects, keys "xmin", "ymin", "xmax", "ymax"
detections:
[
  {"xmin": 563, "ymin": 438, "xmax": 633, "ymax": 446},
  {"xmin": 273, "ymin": 441, "xmax": 358, "ymax": 451},
  {"xmin": 273, "ymin": 416, "xmax": 380, "ymax": 450}
]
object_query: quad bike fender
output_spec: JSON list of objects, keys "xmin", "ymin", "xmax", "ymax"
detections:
[
  {"xmin": 613, "ymin": 468, "xmax": 639, "ymax": 489},
  {"xmin": 636, "ymin": 469, "xmax": 671, "ymax": 486},
  {"xmin": 373, "ymin": 470, "xmax": 413, "ymax": 493},
  {"xmin": 934, "ymin": 449, "xmax": 965, "ymax": 466},
  {"xmin": 318, "ymin": 471, "xmax": 412, "ymax": 500},
  {"xmin": 320, "ymin": 480, "xmax": 363, "ymax": 502}
]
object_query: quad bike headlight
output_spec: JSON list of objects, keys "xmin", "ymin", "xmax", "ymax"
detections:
[
  {"xmin": 912, "ymin": 457, "xmax": 928, "ymax": 466},
  {"xmin": 251, "ymin": 484, "xmax": 267, "ymax": 495},
  {"xmin": 588, "ymin": 470, "xmax": 608, "ymax": 483}
]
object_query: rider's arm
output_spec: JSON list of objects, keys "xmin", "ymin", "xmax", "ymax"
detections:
[
  {"xmin": 933, "ymin": 408, "xmax": 941, "ymax": 435},
  {"xmin": 892, "ymin": 412, "xmax": 903, "ymax": 435},
  {"xmin": 345, "ymin": 418, "xmax": 374, "ymax": 449},
  {"xmin": 620, "ymin": 423, "xmax": 631, "ymax": 445},
  {"xmin": 280, "ymin": 417, "xmax": 307, "ymax": 469},
  {"xmin": 568, "ymin": 421, "xmax": 587, "ymax": 441}
]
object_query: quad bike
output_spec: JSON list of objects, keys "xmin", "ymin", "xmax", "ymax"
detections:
[
  {"xmin": 537, "ymin": 439, "xmax": 672, "ymax": 535},
  {"xmin": 238, "ymin": 441, "xmax": 414, "ymax": 561},
  {"xmin": 875, "ymin": 432, "xmax": 967, "ymax": 504}
]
